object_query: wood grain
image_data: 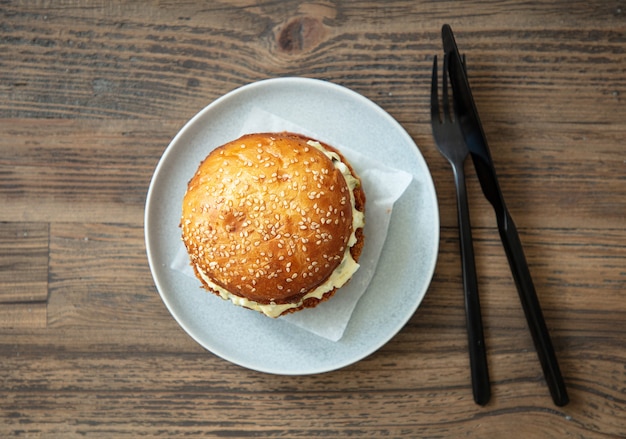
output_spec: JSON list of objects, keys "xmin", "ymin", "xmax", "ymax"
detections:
[
  {"xmin": 0, "ymin": 222, "xmax": 48, "ymax": 302},
  {"xmin": 0, "ymin": 119, "xmax": 173, "ymax": 224},
  {"xmin": 1, "ymin": 0, "xmax": 625, "ymax": 437},
  {"xmin": 0, "ymin": 222, "xmax": 48, "ymax": 327}
]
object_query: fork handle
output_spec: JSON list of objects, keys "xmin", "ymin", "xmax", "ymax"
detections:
[{"xmin": 453, "ymin": 163, "xmax": 491, "ymax": 406}]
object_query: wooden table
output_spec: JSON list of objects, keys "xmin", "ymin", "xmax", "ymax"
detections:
[{"xmin": 2, "ymin": 1, "xmax": 624, "ymax": 437}]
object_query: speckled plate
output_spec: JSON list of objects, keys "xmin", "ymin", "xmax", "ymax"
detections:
[{"xmin": 145, "ymin": 77, "xmax": 439, "ymax": 375}]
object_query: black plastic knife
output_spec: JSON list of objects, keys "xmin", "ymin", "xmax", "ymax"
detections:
[{"xmin": 442, "ymin": 24, "xmax": 569, "ymax": 407}]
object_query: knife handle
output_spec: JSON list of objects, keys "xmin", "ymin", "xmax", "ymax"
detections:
[
  {"xmin": 498, "ymin": 211, "xmax": 569, "ymax": 406},
  {"xmin": 454, "ymin": 164, "xmax": 491, "ymax": 406}
]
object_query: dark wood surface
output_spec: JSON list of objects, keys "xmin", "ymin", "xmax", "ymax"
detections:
[{"xmin": 1, "ymin": 1, "xmax": 625, "ymax": 437}]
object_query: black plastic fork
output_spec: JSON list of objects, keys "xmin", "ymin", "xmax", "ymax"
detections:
[{"xmin": 430, "ymin": 54, "xmax": 490, "ymax": 406}]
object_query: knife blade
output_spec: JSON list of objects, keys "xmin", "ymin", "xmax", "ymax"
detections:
[{"xmin": 442, "ymin": 24, "xmax": 569, "ymax": 407}]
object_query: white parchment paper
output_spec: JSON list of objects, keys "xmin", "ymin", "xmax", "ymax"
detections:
[{"xmin": 171, "ymin": 108, "xmax": 413, "ymax": 341}]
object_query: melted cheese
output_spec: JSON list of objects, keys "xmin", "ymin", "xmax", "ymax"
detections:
[{"xmin": 197, "ymin": 250, "xmax": 359, "ymax": 318}]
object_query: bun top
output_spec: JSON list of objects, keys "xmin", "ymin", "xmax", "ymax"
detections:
[{"xmin": 181, "ymin": 132, "xmax": 362, "ymax": 306}]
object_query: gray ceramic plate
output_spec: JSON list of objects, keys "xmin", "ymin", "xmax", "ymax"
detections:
[{"xmin": 145, "ymin": 77, "xmax": 439, "ymax": 374}]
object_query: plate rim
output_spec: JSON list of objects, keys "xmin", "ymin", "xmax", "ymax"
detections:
[{"xmin": 145, "ymin": 76, "xmax": 440, "ymax": 375}]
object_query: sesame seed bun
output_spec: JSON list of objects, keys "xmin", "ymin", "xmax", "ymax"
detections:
[{"xmin": 180, "ymin": 132, "xmax": 365, "ymax": 317}]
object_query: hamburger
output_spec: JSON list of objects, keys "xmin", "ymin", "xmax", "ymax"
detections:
[{"xmin": 180, "ymin": 132, "xmax": 365, "ymax": 317}]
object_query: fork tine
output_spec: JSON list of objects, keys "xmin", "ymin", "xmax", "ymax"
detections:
[
  {"xmin": 432, "ymin": 53, "xmax": 467, "ymax": 125},
  {"xmin": 442, "ymin": 53, "xmax": 451, "ymax": 122},
  {"xmin": 430, "ymin": 55, "xmax": 440, "ymax": 123}
]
